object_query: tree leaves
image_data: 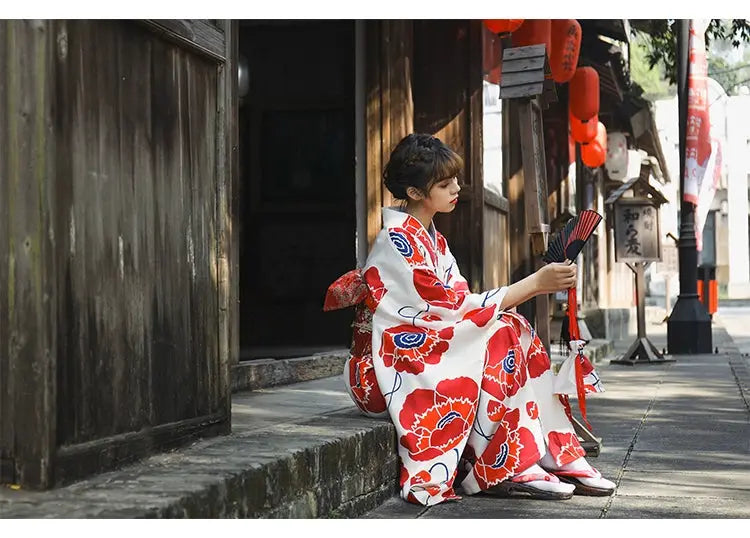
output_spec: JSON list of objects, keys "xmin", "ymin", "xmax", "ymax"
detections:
[{"xmin": 634, "ymin": 19, "xmax": 750, "ymax": 85}]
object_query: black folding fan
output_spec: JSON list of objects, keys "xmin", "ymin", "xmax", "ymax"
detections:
[
  {"xmin": 542, "ymin": 209, "xmax": 603, "ymax": 264},
  {"xmin": 543, "ymin": 209, "xmax": 603, "ymax": 431}
]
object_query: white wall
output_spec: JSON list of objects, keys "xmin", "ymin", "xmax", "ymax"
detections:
[{"xmin": 725, "ymin": 95, "xmax": 750, "ymax": 297}]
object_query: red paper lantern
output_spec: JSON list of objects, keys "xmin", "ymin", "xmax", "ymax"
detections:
[
  {"xmin": 570, "ymin": 112, "xmax": 597, "ymax": 144},
  {"xmin": 581, "ymin": 122, "xmax": 607, "ymax": 168},
  {"xmin": 550, "ymin": 19, "xmax": 581, "ymax": 83},
  {"xmin": 511, "ymin": 19, "xmax": 551, "ymax": 54},
  {"xmin": 581, "ymin": 143, "xmax": 606, "ymax": 168},
  {"xmin": 483, "ymin": 28, "xmax": 503, "ymax": 84},
  {"xmin": 483, "ymin": 19, "xmax": 524, "ymax": 34},
  {"xmin": 570, "ymin": 67, "xmax": 600, "ymax": 121}
]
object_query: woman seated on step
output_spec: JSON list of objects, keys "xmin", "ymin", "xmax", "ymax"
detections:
[{"xmin": 324, "ymin": 133, "xmax": 615, "ymax": 506}]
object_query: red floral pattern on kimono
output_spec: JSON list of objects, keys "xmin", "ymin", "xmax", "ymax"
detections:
[
  {"xmin": 462, "ymin": 306, "xmax": 497, "ymax": 327},
  {"xmin": 331, "ymin": 208, "xmax": 600, "ymax": 506},
  {"xmin": 363, "ymin": 267, "xmax": 387, "ymax": 312},
  {"xmin": 413, "ymin": 269, "xmax": 468, "ymax": 310},
  {"xmin": 482, "ymin": 328, "xmax": 528, "ymax": 401},
  {"xmin": 527, "ymin": 333, "xmax": 552, "ymax": 379},
  {"xmin": 472, "ymin": 404, "xmax": 540, "ymax": 488},
  {"xmin": 547, "ymin": 431, "xmax": 587, "ymax": 466},
  {"xmin": 347, "ymin": 304, "xmax": 387, "ymax": 415},
  {"xmin": 389, "ymin": 228, "xmax": 428, "ymax": 267},
  {"xmin": 381, "ymin": 324, "xmax": 455, "ymax": 375},
  {"xmin": 399, "ymin": 377, "xmax": 479, "ymax": 461},
  {"xmin": 526, "ymin": 401, "xmax": 539, "ymax": 420}
]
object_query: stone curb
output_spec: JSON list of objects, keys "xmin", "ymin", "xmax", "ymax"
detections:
[
  {"xmin": 232, "ymin": 350, "xmax": 348, "ymax": 392},
  {"xmin": 0, "ymin": 410, "xmax": 399, "ymax": 519}
]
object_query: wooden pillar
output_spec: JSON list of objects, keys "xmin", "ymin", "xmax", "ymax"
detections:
[
  {"xmin": 517, "ymin": 97, "xmax": 551, "ymax": 352},
  {"xmin": 365, "ymin": 20, "xmax": 414, "ymax": 250},
  {"xmin": 218, "ymin": 19, "xmax": 238, "ymax": 424},
  {"xmin": 0, "ymin": 20, "xmax": 58, "ymax": 488}
]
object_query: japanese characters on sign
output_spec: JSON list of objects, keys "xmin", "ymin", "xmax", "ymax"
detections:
[
  {"xmin": 561, "ymin": 24, "xmax": 579, "ymax": 73},
  {"xmin": 614, "ymin": 200, "xmax": 661, "ymax": 262}
]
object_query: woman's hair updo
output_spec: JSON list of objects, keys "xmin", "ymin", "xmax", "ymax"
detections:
[{"xmin": 383, "ymin": 133, "xmax": 464, "ymax": 200}]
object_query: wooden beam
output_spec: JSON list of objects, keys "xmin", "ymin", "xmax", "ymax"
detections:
[
  {"xmin": 141, "ymin": 20, "xmax": 227, "ymax": 62},
  {"xmin": 518, "ymin": 97, "xmax": 552, "ymax": 352},
  {"xmin": 217, "ymin": 19, "xmax": 237, "ymax": 431}
]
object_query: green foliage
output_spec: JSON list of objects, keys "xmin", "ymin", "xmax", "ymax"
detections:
[
  {"xmin": 629, "ymin": 32, "xmax": 675, "ymax": 100},
  {"xmin": 633, "ymin": 19, "xmax": 750, "ymax": 86},
  {"xmin": 707, "ymin": 56, "xmax": 741, "ymax": 95}
]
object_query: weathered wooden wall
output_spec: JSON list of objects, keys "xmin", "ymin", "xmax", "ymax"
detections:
[
  {"xmin": 0, "ymin": 19, "xmax": 58, "ymax": 489},
  {"xmin": 365, "ymin": 20, "xmax": 414, "ymax": 249},
  {"xmin": 363, "ymin": 20, "xmax": 489, "ymax": 291},
  {"xmin": 0, "ymin": 19, "xmax": 233, "ymax": 488},
  {"xmin": 413, "ymin": 20, "xmax": 485, "ymax": 290},
  {"xmin": 483, "ymin": 196, "xmax": 510, "ymax": 290}
]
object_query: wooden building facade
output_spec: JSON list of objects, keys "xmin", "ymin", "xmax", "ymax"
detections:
[
  {"xmin": 236, "ymin": 19, "xmax": 513, "ymax": 362},
  {"xmin": 4, "ymin": 18, "xmax": 661, "ymax": 489},
  {"xmin": 0, "ymin": 19, "xmax": 238, "ymax": 488}
]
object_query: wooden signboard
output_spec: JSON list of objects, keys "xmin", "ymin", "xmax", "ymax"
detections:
[
  {"xmin": 610, "ymin": 199, "xmax": 672, "ymax": 366},
  {"xmin": 613, "ymin": 199, "xmax": 662, "ymax": 263}
]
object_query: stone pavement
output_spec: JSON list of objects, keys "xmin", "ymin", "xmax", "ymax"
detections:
[
  {"xmin": 364, "ymin": 316, "xmax": 750, "ymax": 519},
  {"xmin": 1, "ymin": 312, "xmax": 748, "ymax": 518},
  {"xmin": 0, "ymin": 378, "xmax": 399, "ymax": 518}
]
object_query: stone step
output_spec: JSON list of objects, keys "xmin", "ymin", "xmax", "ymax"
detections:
[
  {"xmin": 232, "ymin": 349, "xmax": 348, "ymax": 392},
  {"xmin": 2, "ymin": 339, "xmax": 616, "ymax": 518},
  {"xmin": 0, "ymin": 377, "xmax": 398, "ymax": 518}
]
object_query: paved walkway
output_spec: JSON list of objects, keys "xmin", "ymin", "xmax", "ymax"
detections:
[
  {"xmin": 2, "ymin": 311, "xmax": 747, "ymax": 518},
  {"xmin": 365, "ymin": 318, "xmax": 750, "ymax": 518}
]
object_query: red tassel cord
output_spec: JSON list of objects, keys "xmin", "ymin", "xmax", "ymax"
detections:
[{"xmin": 567, "ymin": 286, "xmax": 591, "ymax": 429}]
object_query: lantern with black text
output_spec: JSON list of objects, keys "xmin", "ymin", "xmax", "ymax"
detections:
[
  {"xmin": 483, "ymin": 19, "xmax": 524, "ymax": 35},
  {"xmin": 511, "ymin": 19, "xmax": 551, "ymax": 54},
  {"xmin": 570, "ymin": 67, "xmax": 599, "ymax": 121},
  {"xmin": 550, "ymin": 19, "xmax": 581, "ymax": 83},
  {"xmin": 581, "ymin": 121, "xmax": 607, "ymax": 168},
  {"xmin": 570, "ymin": 111, "xmax": 597, "ymax": 144}
]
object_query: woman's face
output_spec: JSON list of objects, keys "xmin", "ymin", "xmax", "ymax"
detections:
[{"xmin": 425, "ymin": 176, "xmax": 461, "ymax": 213}]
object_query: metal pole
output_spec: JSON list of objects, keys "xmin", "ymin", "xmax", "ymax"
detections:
[
  {"xmin": 667, "ymin": 19, "xmax": 713, "ymax": 354},
  {"xmin": 636, "ymin": 263, "xmax": 646, "ymax": 339},
  {"xmin": 677, "ymin": 19, "xmax": 697, "ymax": 298}
]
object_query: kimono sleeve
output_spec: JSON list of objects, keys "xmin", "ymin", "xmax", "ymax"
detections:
[
  {"xmin": 439, "ymin": 241, "xmax": 508, "ymax": 313},
  {"xmin": 385, "ymin": 229, "xmax": 508, "ymax": 317}
]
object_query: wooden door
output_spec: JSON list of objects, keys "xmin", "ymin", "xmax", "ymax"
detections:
[
  {"xmin": 238, "ymin": 21, "xmax": 356, "ymax": 358},
  {"xmin": 0, "ymin": 19, "xmax": 237, "ymax": 488}
]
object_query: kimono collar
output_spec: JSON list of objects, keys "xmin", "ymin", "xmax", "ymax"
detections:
[{"xmin": 382, "ymin": 207, "xmax": 437, "ymax": 243}]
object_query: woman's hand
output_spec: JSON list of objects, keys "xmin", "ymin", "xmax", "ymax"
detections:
[{"xmin": 533, "ymin": 262, "xmax": 577, "ymax": 294}]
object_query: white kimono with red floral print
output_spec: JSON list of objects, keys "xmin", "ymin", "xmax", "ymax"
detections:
[{"xmin": 343, "ymin": 208, "xmax": 588, "ymax": 506}]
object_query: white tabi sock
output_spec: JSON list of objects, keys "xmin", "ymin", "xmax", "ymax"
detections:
[{"xmin": 511, "ymin": 463, "xmax": 575, "ymax": 494}]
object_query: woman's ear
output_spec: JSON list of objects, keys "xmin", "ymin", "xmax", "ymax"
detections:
[{"xmin": 406, "ymin": 186, "xmax": 423, "ymax": 201}]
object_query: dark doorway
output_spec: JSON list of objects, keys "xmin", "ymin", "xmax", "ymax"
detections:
[{"xmin": 238, "ymin": 21, "xmax": 356, "ymax": 360}]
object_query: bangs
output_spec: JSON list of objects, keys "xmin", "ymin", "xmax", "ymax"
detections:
[{"xmin": 430, "ymin": 146, "xmax": 464, "ymax": 186}]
